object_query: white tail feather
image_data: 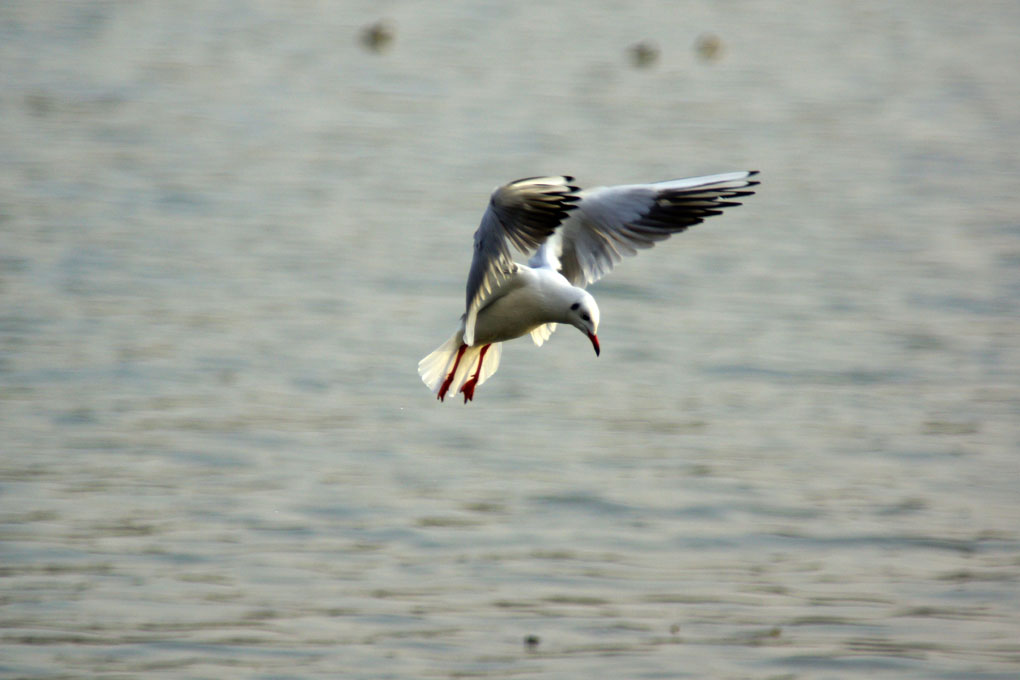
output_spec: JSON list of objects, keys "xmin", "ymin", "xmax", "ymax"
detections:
[
  {"xmin": 418, "ymin": 331, "xmax": 503, "ymax": 401},
  {"xmin": 650, "ymin": 170, "xmax": 756, "ymax": 192},
  {"xmin": 418, "ymin": 332, "xmax": 463, "ymax": 390}
]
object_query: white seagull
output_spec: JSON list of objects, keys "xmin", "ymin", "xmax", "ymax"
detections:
[{"xmin": 419, "ymin": 171, "xmax": 759, "ymax": 402}]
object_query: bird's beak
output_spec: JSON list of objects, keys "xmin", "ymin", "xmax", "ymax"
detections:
[{"xmin": 588, "ymin": 332, "xmax": 600, "ymax": 357}]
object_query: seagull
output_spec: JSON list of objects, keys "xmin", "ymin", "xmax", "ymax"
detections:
[{"xmin": 419, "ymin": 171, "xmax": 759, "ymax": 402}]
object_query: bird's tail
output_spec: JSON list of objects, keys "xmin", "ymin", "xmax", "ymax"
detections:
[{"xmin": 418, "ymin": 331, "xmax": 503, "ymax": 402}]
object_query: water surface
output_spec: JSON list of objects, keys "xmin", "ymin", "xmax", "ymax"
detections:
[{"xmin": 2, "ymin": 2, "xmax": 1019, "ymax": 678}]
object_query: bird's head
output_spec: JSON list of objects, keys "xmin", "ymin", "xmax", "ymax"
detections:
[{"xmin": 566, "ymin": 292, "xmax": 600, "ymax": 356}]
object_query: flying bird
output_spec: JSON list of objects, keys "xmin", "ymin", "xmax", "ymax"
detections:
[{"xmin": 419, "ymin": 171, "xmax": 759, "ymax": 402}]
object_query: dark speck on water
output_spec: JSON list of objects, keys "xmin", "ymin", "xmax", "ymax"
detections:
[
  {"xmin": 627, "ymin": 40, "xmax": 660, "ymax": 69},
  {"xmin": 694, "ymin": 32, "xmax": 723, "ymax": 61},
  {"xmin": 360, "ymin": 20, "xmax": 394, "ymax": 53}
]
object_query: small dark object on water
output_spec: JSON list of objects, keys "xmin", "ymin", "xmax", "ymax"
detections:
[
  {"xmin": 524, "ymin": 634, "xmax": 540, "ymax": 649},
  {"xmin": 361, "ymin": 20, "xmax": 394, "ymax": 53},
  {"xmin": 628, "ymin": 40, "xmax": 659, "ymax": 68},
  {"xmin": 695, "ymin": 32, "xmax": 723, "ymax": 61}
]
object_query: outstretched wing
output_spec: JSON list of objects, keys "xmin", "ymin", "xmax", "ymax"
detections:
[
  {"xmin": 463, "ymin": 176, "xmax": 579, "ymax": 344},
  {"xmin": 533, "ymin": 171, "xmax": 758, "ymax": 287}
]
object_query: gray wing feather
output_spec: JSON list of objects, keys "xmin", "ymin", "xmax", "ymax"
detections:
[
  {"xmin": 463, "ymin": 176, "xmax": 579, "ymax": 344},
  {"xmin": 555, "ymin": 171, "xmax": 759, "ymax": 286}
]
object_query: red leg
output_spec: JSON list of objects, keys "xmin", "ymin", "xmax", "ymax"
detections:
[
  {"xmin": 437, "ymin": 343, "xmax": 467, "ymax": 402},
  {"xmin": 460, "ymin": 344, "xmax": 491, "ymax": 403}
]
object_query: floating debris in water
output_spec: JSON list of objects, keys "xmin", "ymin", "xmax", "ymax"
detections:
[
  {"xmin": 628, "ymin": 40, "xmax": 660, "ymax": 68},
  {"xmin": 360, "ymin": 20, "xmax": 394, "ymax": 53},
  {"xmin": 695, "ymin": 32, "xmax": 723, "ymax": 61}
]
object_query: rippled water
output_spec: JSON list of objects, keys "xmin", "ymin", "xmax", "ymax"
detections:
[{"xmin": 2, "ymin": 1, "xmax": 1019, "ymax": 678}]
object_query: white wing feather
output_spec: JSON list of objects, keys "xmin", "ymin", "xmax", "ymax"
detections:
[{"xmin": 530, "ymin": 171, "xmax": 759, "ymax": 287}]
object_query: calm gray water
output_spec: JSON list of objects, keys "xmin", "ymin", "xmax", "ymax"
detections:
[{"xmin": 2, "ymin": 2, "xmax": 1019, "ymax": 678}]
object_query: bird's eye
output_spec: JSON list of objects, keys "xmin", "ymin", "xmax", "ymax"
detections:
[
  {"xmin": 570, "ymin": 302, "xmax": 580, "ymax": 311},
  {"xmin": 581, "ymin": 313, "xmax": 590, "ymax": 321}
]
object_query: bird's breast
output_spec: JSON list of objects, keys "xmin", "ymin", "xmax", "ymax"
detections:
[{"xmin": 471, "ymin": 285, "xmax": 553, "ymax": 345}]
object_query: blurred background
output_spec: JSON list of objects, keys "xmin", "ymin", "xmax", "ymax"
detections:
[{"xmin": 2, "ymin": 1, "xmax": 1018, "ymax": 678}]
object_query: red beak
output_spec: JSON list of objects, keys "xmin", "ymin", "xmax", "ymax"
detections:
[{"xmin": 588, "ymin": 332, "xmax": 600, "ymax": 356}]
